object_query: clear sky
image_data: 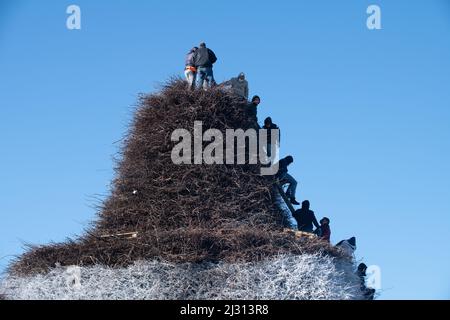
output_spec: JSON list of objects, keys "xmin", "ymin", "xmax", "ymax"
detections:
[{"xmin": 1, "ymin": 0, "xmax": 449, "ymax": 300}]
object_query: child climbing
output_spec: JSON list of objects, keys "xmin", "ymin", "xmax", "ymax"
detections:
[{"xmin": 314, "ymin": 217, "xmax": 331, "ymax": 242}]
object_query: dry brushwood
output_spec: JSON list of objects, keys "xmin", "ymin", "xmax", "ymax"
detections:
[{"xmin": 10, "ymin": 79, "xmax": 344, "ymax": 276}]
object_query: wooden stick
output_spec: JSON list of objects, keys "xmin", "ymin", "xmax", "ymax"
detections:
[{"xmin": 100, "ymin": 232, "xmax": 138, "ymax": 239}]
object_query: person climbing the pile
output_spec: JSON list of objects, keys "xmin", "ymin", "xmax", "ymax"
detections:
[
  {"xmin": 184, "ymin": 46, "xmax": 198, "ymax": 90},
  {"xmin": 222, "ymin": 72, "xmax": 249, "ymax": 100},
  {"xmin": 193, "ymin": 42, "xmax": 218, "ymax": 90},
  {"xmin": 336, "ymin": 236, "xmax": 357, "ymax": 258},
  {"xmin": 314, "ymin": 217, "xmax": 331, "ymax": 242},
  {"xmin": 247, "ymin": 95, "xmax": 261, "ymax": 124},
  {"xmin": 357, "ymin": 263, "xmax": 376, "ymax": 300},
  {"xmin": 263, "ymin": 117, "xmax": 280, "ymax": 158},
  {"xmin": 276, "ymin": 155, "xmax": 300, "ymax": 205},
  {"xmin": 293, "ymin": 200, "xmax": 319, "ymax": 232}
]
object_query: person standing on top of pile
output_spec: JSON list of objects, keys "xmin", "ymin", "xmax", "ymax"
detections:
[
  {"xmin": 223, "ymin": 72, "xmax": 249, "ymax": 100},
  {"xmin": 193, "ymin": 42, "xmax": 218, "ymax": 90},
  {"xmin": 185, "ymin": 47, "xmax": 198, "ymax": 90},
  {"xmin": 293, "ymin": 200, "xmax": 319, "ymax": 232}
]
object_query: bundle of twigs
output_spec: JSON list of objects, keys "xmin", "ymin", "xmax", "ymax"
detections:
[{"xmin": 10, "ymin": 80, "xmax": 342, "ymax": 276}]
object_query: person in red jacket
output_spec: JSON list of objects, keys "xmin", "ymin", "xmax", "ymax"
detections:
[{"xmin": 315, "ymin": 217, "xmax": 331, "ymax": 242}]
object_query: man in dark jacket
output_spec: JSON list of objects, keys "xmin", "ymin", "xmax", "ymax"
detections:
[
  {"xmin": 193, "ymin": 42, "xmax": 218, "ymax": 90},
  {"xmin": 185, "ymin": 47, "xmax": 198, "ymax": 90},
  {"xmin": 223, "ymin": 72, "xmax": 249, "ymax": 99},
  {"xmin": 263, "ymin": 117, "xmax": 280, "ymax": 158},
  {"xmin": 293, "ymin": 200, "xmax": 319, "ymax": 232},
  {"xmin": 276, "ymin": 155, "xmax": 299, "ymax": 205},
  {"xmin": 247, "ymin": 95, "xmax": 260, "ymax": 124}
]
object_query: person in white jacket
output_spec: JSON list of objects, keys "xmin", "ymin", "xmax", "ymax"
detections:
[{"xmin": 336, "ymin": 237, "xmax": 356, "ymax": 258}]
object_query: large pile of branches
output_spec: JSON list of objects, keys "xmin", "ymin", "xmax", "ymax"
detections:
[{"xmin": 10, "ymin": 80, "xmax": 342, "ymax": 276}]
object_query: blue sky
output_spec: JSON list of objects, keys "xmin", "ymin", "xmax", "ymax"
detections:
[{"xmin": 1, "ymin": 0, "xmax": 449, "ymax": 300}]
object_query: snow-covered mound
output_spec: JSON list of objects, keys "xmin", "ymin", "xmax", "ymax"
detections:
[{"xmin": 1, "ymin": 253, "xmax": 362, "ymax": 300}]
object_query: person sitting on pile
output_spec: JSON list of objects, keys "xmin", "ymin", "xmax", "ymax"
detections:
[
  {"xmin": 276, "ymin": 156, "xmax": 300, "ymax": 205},
  {"xmin": 293, "ymin": 200, "xmax": 319, "ymax": 232},
  {"xmin": 223, "ymin": 72, "xmax": 249, "ymax": 100}
]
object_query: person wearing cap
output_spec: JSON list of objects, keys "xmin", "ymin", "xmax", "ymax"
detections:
[
  {"xmin": 185, "ymin": 47, "xmax": 198, "ymax": 90},
  {"xmin": 223, "ymin": 72, "xmax": 249, "ymax": 99},
  {"xmin": 193, "ymin": 42, "xmax": 218, "ymax": 89}
]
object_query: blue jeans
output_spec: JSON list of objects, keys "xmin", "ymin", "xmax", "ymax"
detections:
[
  {"xmin": 185, "ymin": 69, "xmax": 197, "ymax": 90},
  {"xmin": 279, "ymin": 173, "xmax": 297, "ymax": 200},
  {"xmin": 197, "ymin": 66, "xmax": 215, "ymax": 89}
]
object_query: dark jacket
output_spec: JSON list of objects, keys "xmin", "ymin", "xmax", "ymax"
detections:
[
  {"xmin": 319, "ymin": 224, "xmax": 331, "ymax": 242},
  {"xmin": 294, "ymin": 209, "xmax": 320, "ymax": 232},
  {"xmin": 276, "ymin": 157, "xmax": 290, "ymax": 177},
  {"xmin": 357, "ymin": 269, "xmax": 376, "ymax": 300},
  {"xmin": 224, "ymin": 76, "xmax": 249, "ymax": 99},
  {"xmin": 185, "ymin": 49, "xmax": 197, "ymax": 67},
  {"xmin": 246, "ymin": 102, "xmax": 258, "ymax": 123},
  {"xmin": 194, "ymin": 47, "xmax": 217, "ymax": 68},
  {"xmin": 263, "ymin": 123, "xmax": 280, "ymax": 146}
]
